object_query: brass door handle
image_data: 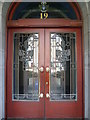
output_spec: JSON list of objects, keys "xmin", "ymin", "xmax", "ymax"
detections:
[
  {"xmin": 39, "ymin": 67, "xmax": 44, "ymax": 72},
  {"xmin": 46, "ymin": 93, "xmax": 50, "ymax": 98},
  {"xmin": 46, "ymin": 67, "xmax": 50, "ymax": 72},
  {"xmin": 39, "ymin": 93, "xmax": 44, "ymax": 98}
]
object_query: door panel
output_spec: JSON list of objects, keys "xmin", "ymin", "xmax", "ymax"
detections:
[
  {"xmin": 45, "ymin": 28, "xmax": 83, "ymax": 118},
  {"xmin": 7, "ymin": 28, "xmax": 45, "ymax": 118}
]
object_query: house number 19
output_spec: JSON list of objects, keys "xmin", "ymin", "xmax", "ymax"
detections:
[{"xmin": 40, "ymin": 12, "xmax": 48, "ymax": 19}]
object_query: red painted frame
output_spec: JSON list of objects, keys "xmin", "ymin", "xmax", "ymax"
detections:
[{"xmin": 7, "ymin": 19, "xmax": 82, "ymax": 28}]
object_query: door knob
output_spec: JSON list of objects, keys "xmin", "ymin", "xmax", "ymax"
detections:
[
  {"xmin": 39, "ymin": 93, "xmax": 44, "ymax": 98},
  {"xmin": 46, "ymin": 93, "xmax": 50, "ymax": 98},
  {"xmin": 39, "ymin": 67, "xmax": 44, "ymax": 72},
  {"xmin": 46, "ymin": 67, "xmax": 50, "ymax": 72}
]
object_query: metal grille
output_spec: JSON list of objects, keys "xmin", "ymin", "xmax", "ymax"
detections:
[
  {"xmin": 13, "ymin": 33, "xmax": 39, "ymax": 101},
  {"xmin": 50, "ymin": 33, "xmax": 76, "ymax": 101}
]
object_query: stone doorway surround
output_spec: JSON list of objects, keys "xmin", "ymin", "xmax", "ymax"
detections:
[{"xmin": 0, "ymin": 1, "xmax": 90, "ymax": 119}]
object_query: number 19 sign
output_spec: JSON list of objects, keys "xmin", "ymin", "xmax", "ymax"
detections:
[{"xmin": 40, "ymin": 12, "xmax": 48, "ymax": 19}]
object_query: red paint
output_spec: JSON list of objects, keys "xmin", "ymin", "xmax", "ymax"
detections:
[
  {"xmin": 7, "ymin": 28, "xmax": 45, "ymax": 118},
  {"xmin": 7, "ymin": 19, "xmax": 83, "ymax": 28},
  {"xmin": 69, "ymin": 2, "xmax": 81, "ymax": 20},
  {"xmin": 8, "ymin": 1, "xmax": 21, "ymax": 20},
  {"xmin": 7, "ymin": 28, "xmax": 83, "ymax": 119},
  {"xmin": 45, "ymin": 28, "xmax": 83, "ymax": 118}
]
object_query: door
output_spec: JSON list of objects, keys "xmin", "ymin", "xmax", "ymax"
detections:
[
  {"xmin": 45, "ymin": 28, "xmax": 83, "ymax": 118},
  {"xmin": 7, "ymin": 28, "xmax": 45, "ymax": 118},
  {"xmin": 7, "ymin": 28, "xmax": 83, "ymax": 119}
]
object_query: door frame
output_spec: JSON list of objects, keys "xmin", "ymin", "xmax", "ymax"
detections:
[{"xmin": 5, "ymin": 2, "xmax": 84, "ymax": 119}]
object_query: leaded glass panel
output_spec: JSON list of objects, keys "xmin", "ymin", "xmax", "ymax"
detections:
[
  {"xmin": 13, "ymin": 33, "xmax": 39, "ymax": 101},
  {"xmin": 50, "ymin": 33, "xmax": 76, "ymax": 101}
]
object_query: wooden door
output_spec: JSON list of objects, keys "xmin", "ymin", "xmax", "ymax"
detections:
[
  {"xmin": 45, "ymin": 28, "xmax": 83, "ymax": 119},
  {"xmin": 7, "ymin": 28, "xmax": 45, "ymax": 118},
  {"xmin": 7, "ymin": 28, "xmax": 83, "ymax": 119}
]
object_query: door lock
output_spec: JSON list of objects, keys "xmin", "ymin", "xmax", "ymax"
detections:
[
  {"xmin": 39, "ymin": 93, "xmax": 44, "ymax": 98},
  {"xmin": 46, "ymin": 93, "xmax": 50, "ymax": 98}
]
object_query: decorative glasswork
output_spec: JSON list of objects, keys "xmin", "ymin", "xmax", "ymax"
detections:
[
  {"xmin": 39, "ymin": 2, "xmax": 49, "ymax": 12},
  {"xmin": 13, "ymin": 33, "xmax": 39, "ymax": 101},
  {"xmin": 12, "ymin": 2, "xmax": 77, "ymax": 20},
  {"xmin": 50, "ymin": 33, "xmax": 76, "ymax": 100}
]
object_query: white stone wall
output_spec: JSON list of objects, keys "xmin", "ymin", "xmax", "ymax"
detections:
[
  {"xmin": 0, "ymin": 1, "xmax": 89, "ymax": 120},
  {"xmin": 0, "ymin": 2, "xmax": 3, "ymax": 120},
  {"xmin": 79, "ymin": 2, "xmax": 89, "ymax": 118},
  {"xmin": 0, "ymin": 2, "xmax": 11, "ymax": 120},
  {"xmin": 88, "ymin": 2, "xmax": 90, "ymax": 119}
]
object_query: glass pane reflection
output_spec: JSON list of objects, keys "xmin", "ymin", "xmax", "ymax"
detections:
[
  {"xmin": 12, "ymin": 2, "xmax": 77, "ymax": 20},
  {"xmin": 13, "ymin": 33, "xmax": 39, "ymax": 101},
  {"xmin": 50, "ymin": 33, "xmax": 76, "ymax": 100}
]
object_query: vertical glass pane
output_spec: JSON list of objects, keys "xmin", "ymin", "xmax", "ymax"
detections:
[
  {"xmin": 50, "ymin": 33, "xmax": 76, "ymax": 100},
  {"xmin": 13, "ymin": 33, "xmax": 39, "ymax": 101}
]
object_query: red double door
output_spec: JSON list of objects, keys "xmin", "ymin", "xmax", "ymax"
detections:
[{"xmin": 7, "ymin": 28, "xmax": 83, "ymax": 119}]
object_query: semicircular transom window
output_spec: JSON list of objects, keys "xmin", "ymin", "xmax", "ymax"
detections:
[{"xmin": 11, "ymin": 2, "xmax": 78, "ymax": 20}]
